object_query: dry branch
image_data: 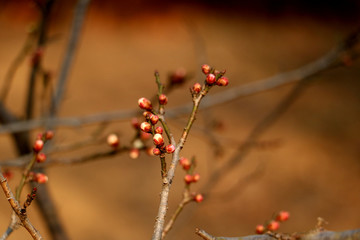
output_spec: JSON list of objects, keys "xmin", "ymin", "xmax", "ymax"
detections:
[
  {"xmin": 195, "ymin": 228, "xmax": 360, "ymax": 240},
  {"xmin": 0, "ymin": 171, "xmax": 42, "ymax": 240}
]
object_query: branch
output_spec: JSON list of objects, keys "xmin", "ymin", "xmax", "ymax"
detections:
[
  {"xmin": 195, "ymin": 228, "xmax": 360, "ymax": 240},
  {"xmin": 1, "ymin": 27, "xmax": 359, "ymax": 134},
  {"xmin": 49, "ymin": 0, "xmax": 91, "ymax": 118},
  {"xmin": 0, "ymin": 171, "xmax": 42, "ymax": 240},
  {"xmin": 151, "ymin": 83, "xmax": 213, "ymax": 240}
]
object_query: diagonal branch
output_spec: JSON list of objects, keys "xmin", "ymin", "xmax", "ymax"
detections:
[{"xmin": 0, "ymin": 170, "xmax": 42, "ymax": 240}]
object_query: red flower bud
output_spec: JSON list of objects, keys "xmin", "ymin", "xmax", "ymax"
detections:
[
  {"xmin": 152, "ymin": 148, "xmax": 161, "ymax": 155},
  {"xmin": 194, "ymin": 193, "xmax": 204, "ymax": 203},
  {"xmin": 165, "ymin": 144, "xmax": 175, "ymax": 153},
  {"xmin": 267, "ymin": 220, "xmax": 280, "ymax": 231},
  {"xmin": 140, "ymin": 122, "xmax": 152, "ymax": 133},
  {"xmin": 184, "ymin": 174, "xmax": 193, "ymax": 184},
  {"xmin": 216, "ymin": 76, "xmax": 229, "ymax": 86},
  {"xmin": 192, "ymin": 173, "xmax": 200, "ymax": 182},
  {"xmin": 170, "ymin": 68, "xmax": 186, "ymax": 85},
  {"xmin": 107, "ymin": 133, "xmax": 119, "ymax": 148},
  {"xmin": 138, "ymin": 97, "xmax": 152, "ymax": 110},
  {"xmin": 153, "ymin": 133, "xmax": 164, "ymax": 146},
  {"xmin": 33, "ymin": 139, "xmax": 44, "ymax": 152},
  {"xmin": 143, "ymin": 111, "xmax": 153, "ymax": 119},
  {"xmin": 129, "ymin": 148, "xmax": 140, "ymax": 159},
  {"xmin": 201, "ymin": 64, "xmax": 211, "ymax": 75},
  {"xmin": 192, "ymin": 83, "xmax": 202, "ymax": 93},
  {"xmin": 155, "ymin": 126, "xmax": 163, "ymax": 134},
  {"xmin": 140, "ymin": 131, "xmax": 152, "ymax": 140},
  {"xmin": 179, "ymin": 157, "xmax": 191, "ymax": 170},
  {"xmin": 150, "ymin": 114, "xmax": 159, "ymax": 125},
  {"xmin": 159, "ymin": 94, "xmax": 168, "ymax": 105},
  {"xmin": 146, "ymin": 147, "xmax": 155, "ymax": 156},
  {"xmin": 206, "ymin": 73, "xmax": 216, "ymax": 85},
  {"xmin": 255, "ymin": 225, "xmax": 265, "ymax": 234},
  {"xmin": 36, "ymin": 153, "xmax": 47, "ymax": 163},
  {"xmin": 35, "ymin": 173, "xmax": 48, "ymax": 184},
  {"xmin": 45, "ymin": 131, "xmax": 54, "ymax": 140},
  {"xmin": 276, "ymin": 211, "xmax": 290, "ymax": 222}
]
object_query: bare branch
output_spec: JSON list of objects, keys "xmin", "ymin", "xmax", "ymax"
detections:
[
  {"xmin": 0, "ymin": 28, "xmax": 359, "ymax": 134},
  {"xmin": 49, "ymin": 0, "xmax": 91, "ymax": 118},
  {"xmin": 195, "ymin": 228, "xmax": 360, "ymax": 240},
  {"xmin": 0, "ymin": 171, "xmax": 42, "ymax": 240}
]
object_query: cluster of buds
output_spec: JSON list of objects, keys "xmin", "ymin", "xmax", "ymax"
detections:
[
  {"xmin": 184, "ymin": 173, "xmax": 200, "ymax": 184},
  {"xmin": 255, "ymin": 211, "xmax": 290, "ymax": 234},
  {"xmin": 192, "ymin": 64, "xmax": 229, "ymax": 94},
  {"xmin": 33, "ymin": 131, "xmax": 54, "ymax": 164},
  {"xmin": 21, "ymin": 187, "xmax": 37, "ymax": 213},
  {"xmin": 137, "ymin": 97, "xmax": 175, "ymax": 156},
  {"xmin": 179, "ymin": 156, "xmax": 204, "ymax": 203}
]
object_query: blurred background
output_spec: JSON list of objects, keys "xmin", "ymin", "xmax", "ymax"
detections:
[{"xmin": 0, "ymin": 0, "xmax": 359, "ymax": 239}]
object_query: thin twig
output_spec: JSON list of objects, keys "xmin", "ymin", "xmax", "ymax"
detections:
[
  {"xmin": 151, "ymin": 83, "xmax": 212, "ymax": 240},
  {"xmin": 1, "ymin": 26, "xmax": 359, "ymax": 134},
  {"xmin": 195, "ymin": 228, "xmax": 360, "ymax": 240},
  {"xmin": 0, "ymin": 28, "xmax": 38, "ymax": 102},
  {"xmin": 202, "ymin": 79, "xmax": 310, "ymax": 197},
  {"xmin": 49, "ymin": 0, "xmax": 91, "ymax": 118},
  {"xmin": 0, "ymin": 171, "xmax": 42, "ymax": 240}
]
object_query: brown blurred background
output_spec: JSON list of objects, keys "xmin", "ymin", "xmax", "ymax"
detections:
[{"xmin": 0, "ymin": 1, "xmax": 360, "ymax": 239}]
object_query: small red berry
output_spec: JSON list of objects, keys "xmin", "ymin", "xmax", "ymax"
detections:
[
  {"xmin": 35, "ymin": 173, "xmax": 48, "ymax": 184},
  {"xmin": 152, "ymin": 148, "xmax": 161, "ymax": 155},
  {"xmin": 179, "ymin": 157, "xmax": 191, "ymax": 170},
  {"xmin": 184, "ymin": 174, "xmax": 193, "ymax": 184},
  {"xmin": 276, "ymin": 211, "xmax": 290, "ymax": 222},
  {"xmin": 150, "ymin": 114, "xmax": 159, "ymax": 125},
  {"xmin": 153, "ymin": 133, "xmax": 164, "ymax": 146},
  {"xmin": 165, "ymin": 144, "xmax": 175, "ymax": 153},
  {"xmin": 33, "ymin": 139, "xmax": 44, "ymax": 152},
  {"xmin": 107, "ymin": 133, "xmax": 119, "ymax": 148},
  {"xmin": 192, "ymin": 83, "xmax": 202, "ymax": 93},
  {"xmin": 194, "ymin": 193, "xmax": 204, "ymax": 203},
  {"xmin": 255, "ymin": 225, "xmax": 265, "ymax": 234},
  {"xmin": 155, "ymin": 126, "xmax": 163, "ymax": 134},
  {"xmin": 216, "ymin": 76, "xmax": 229, "ymax": 86},
  {"xmin": 36, "ymin": 153, "xmax": 47, "ymax": 163},
  {"xmin": 267, "ymin": 220, "xmax": 280, "ymax": 231},
  {"xmin": 159, "ymin": 94, "xmax": 168, "ymax": 105},
  {"xmin": 138, "ymin": 97, "xmax": 152, "ymax": 110},
  {"xmin": 201, "ymin": 64, "xmax": 211, "ymax": 75},
  {"xmin": 129, "ymin": 148, "xmax": 140, "ymax": 159},
  {"xmin": 140, "ymin": 122, "xmax": 152, "ymax": 133},
  {"xmin": 206, "ymin": 74, "xmax": 216, "ymax": 85},
  {"xmin": 192, "ymin": 173, "xmax": 200, "ymax": 182}
]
